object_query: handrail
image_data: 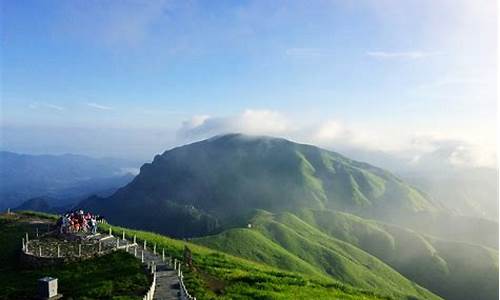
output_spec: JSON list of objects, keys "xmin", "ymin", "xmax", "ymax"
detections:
[{"xmin": 22, "ymin": 227, "xmax": 198, "ymax": 300}]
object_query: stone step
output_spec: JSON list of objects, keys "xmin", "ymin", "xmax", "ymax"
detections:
[{"xmin": 102, "ymin": 235, "xmax": 182, "ymax": 299}]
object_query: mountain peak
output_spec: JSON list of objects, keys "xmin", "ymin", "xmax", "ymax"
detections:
[{"xmin": 80, "ymin": 135, "xmax": 438, "ymax": 238}]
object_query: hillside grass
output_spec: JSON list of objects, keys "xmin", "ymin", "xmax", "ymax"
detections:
[
  {"xmin": 296, "ymin": 208, "xmax": 499, "ymax": 300},
  {"xmin": 14, "ymin": 211, "xmax": 391, "ymax": 300},
  {"xmin": 196, "ymin": 210, "xmax": 441, "ymax": 300},
  {"xmin": 0, "ymin": 212, "xmax": 150, "ymax": 300},
  {"xmin": 97, "ymin": 222, "xmax": 392, "ymax": 300}
]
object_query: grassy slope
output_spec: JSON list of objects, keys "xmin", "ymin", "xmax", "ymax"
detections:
[
  {"xmin": 193, "ymin": 228, "xmax": 326, "ymax": 278},
  {"xmin": 196, "ymin": 210, "xmax": 440, "ymax": 300},
  {"xmin": 0, "ymin": 213, "xmax": 150, "ymax": 300},
  {"xmin": 16, "ymin": 211, "xmax": 396, "ymax": 299},
  {"xmin": 296, "ymin": 209, "xmax": 499, "ymax": 300},
  {"xmin": 95, "ymin": 222, "xmax": 396, "ymax": 300}
]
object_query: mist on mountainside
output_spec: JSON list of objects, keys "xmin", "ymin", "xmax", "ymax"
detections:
[{"xmin": 77, "ymin": 133, "xmax": 498, "ymax": 300}]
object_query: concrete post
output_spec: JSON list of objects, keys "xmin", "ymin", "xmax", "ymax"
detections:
[
  {"xmin": 39, "ymin": 246, "xmax": 42, "ymax": 257},
  {"xmin": 122, "ymin": 231, "xmax": 125, "ymax": 241},
  {"xmin": 78, "ymin": 244, "xmax": 82, "ymax": 257},
  {"xmin": 108, "ymin": 228, "xmax": 112, "ymax": 236},
  {"xmin": 143, "ymin": 240, "xmax": 147, "ymax": 250},
  {"xmin": 25, "ymin": 232, "xmax": 29, "ymax": 243},
  {"xmin": 134, "ymin": 246, "xmax": 137, "ymax": 257},
  {"xmin": 162, "ymin": 248, "xmax": 165, "ymax": 261},
  {"xmin": 36, "ymin": 227, "xmax": 39, "ymax": 238},
  {"xmin": 133, "ymin": 235, "xmax": 136, "ymax": 244},
  {"xmin": 57, "ymin": 244, "xmax": 60, "ymax": 258},
  {"xmin": 153, "ymin": 243, "xmax": 156, "ymax": 254},
  {"xmin": 22, "ymin": 237, "xmax": 25, "ymax": 251},
  {"xmin": 141, "ymin": 250, "xmax": 144, "ymax": 263}
]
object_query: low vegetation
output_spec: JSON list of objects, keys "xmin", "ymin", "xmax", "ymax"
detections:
[
  {"xmin": 96, "ymin": 221, "xmax": 394, "ymax": 299},
  {"xmin": 0, "ymin": 212, "xmax": 150, "ymax": 300}
]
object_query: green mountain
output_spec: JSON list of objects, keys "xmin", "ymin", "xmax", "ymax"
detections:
[
  {"xmin": 81, "ymin": 133, "xmax": 441, "ymax": 237},
  {"xmin": 194, "ymin": 209, "xmax": 498, "ymax": 300},
  {"xmin": 195, "ymin": 209, "xmax": 498, "ymax": 300},
  {"xmin": 79, "ymin": 134, "xmax": 498, "ymax": 299},
  {"xmin": 195, "ymin": 210, "xmax": 440, "ymax": 299}
]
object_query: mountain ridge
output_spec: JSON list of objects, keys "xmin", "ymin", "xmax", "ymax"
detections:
[{"xmin": 80, "ymin": 133, "xmax": 442, "ymax": 237}]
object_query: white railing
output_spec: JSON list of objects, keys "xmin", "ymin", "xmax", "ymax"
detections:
[
  {"xmin": 175, "ymin": 262, "xmax": 196, "ymax": 300},
  {"xmin": 143, "ymin": 271, "xmax": 156, "ymax": 300},
  {"xmin": 23, "ymin": 227, "xmax": 198, "ymax": 300}
]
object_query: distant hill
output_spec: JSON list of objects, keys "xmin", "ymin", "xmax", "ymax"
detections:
[
  {"xmin": 13, "ymin": 197, "xmax": 73, "ymax": 214},
  {"xmin": 402, "ymin": 168, "xmax": 499, "ymax": 220},
  {"xmin": 195, "ymin": 209, "xmax": 498, "ymax": 300},
  {"xmin": 80, "ymin": 133, "xmax": 443, "ymax": 237},
  {"xmin": 0, "ymin": 151, "xmax": 137, "ymax": 210}
]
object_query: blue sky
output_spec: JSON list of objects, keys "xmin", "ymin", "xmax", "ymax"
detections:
[{"xmin": 1, "ymin": 0, "xmax": 497, "ymax": 167}]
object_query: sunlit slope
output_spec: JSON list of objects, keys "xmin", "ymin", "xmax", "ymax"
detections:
[
  {"xmin": 81, "ymin": 134, "xmax": 440, "ymax": 237},
  {"xmin": 296, "ymin": 209, "xmax": 499, "ymax": 300},
  {"xmin": 12, "ymin": 211, "xmax": 401, "ymax": 300},
  {"xmin": 195, "ymin": 210, "xmax": 440, "ymax": 300}
]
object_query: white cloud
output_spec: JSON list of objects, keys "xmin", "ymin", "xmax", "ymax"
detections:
[
  {"xmin": 177, "ymin": 109, "xmax": 496, "ymax": 170},
  {"xmin": 177, "ymin": 109, "xmax": 288, "ymax": 140},
  {"xmin": 86, "ymin": 102, "xmax": 113, "ymax": 110},
  {"xmin": 366, "ymin": 51, "xmax": 440, "ymax": 59},
  {"xmin": 407, "ymin": 134, "xmax": 496, "ymax": 168},
  {"xmin": 29, "ymin": 102, "xmax": 65, "ymax": 111}
]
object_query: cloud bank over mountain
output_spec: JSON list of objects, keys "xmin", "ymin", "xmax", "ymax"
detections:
[{"xmin": 177, "ymin": 109, "xmax": 496, "ymax": 171}]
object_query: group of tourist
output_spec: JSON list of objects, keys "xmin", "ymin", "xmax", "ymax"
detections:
[{"xmin": 57, "ymin": 210, "xmax": 102, "ymax": 235}]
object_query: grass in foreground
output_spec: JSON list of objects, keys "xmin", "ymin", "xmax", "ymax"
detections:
[
  {"xmin": 14, "ymin": 211, "xmax": 417, "ymax": 299},
  {"xmin": 0, "ymin": 213, "xmax": 150, "ymax": 300}
]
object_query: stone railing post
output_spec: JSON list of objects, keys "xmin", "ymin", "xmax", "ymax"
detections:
[
  {"xmin": 57, "ymin": 244, "xmax": 61, "ymax": 258},
  {"xmin": 122, "ymin": 231, "xmax": 125, "ymax": 241},
  {"xmin": 162, "ymin": 248, "xmax": 165, "ymax": 261},
  {"xmin": 134, "ymin": 246, "xmax": 137, "ymax": 257},
  {"xmin": 22, "ymin": 237, "xmax": 25, "ymax": 251},
  {"xmin": 98, "ymin": 241, "xmax": 102, "ymax": 254},
  {"xmin": 133, "ymin": 235, "xmax": 136, "ymax": 244},
  {"xmin": 143, "ymin": 240, "xmax": 147, "ymax": 250},
  {"xmin": 108, "ymin": 228, "xmax": 112, "ymax": 236},
  {"xmin": 141, "ymin": 250, "xmax": 144, "ymax": 263},
  {"xmin": 153, "ymin": 243, "xmax": 156, "ymax": 255}
]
